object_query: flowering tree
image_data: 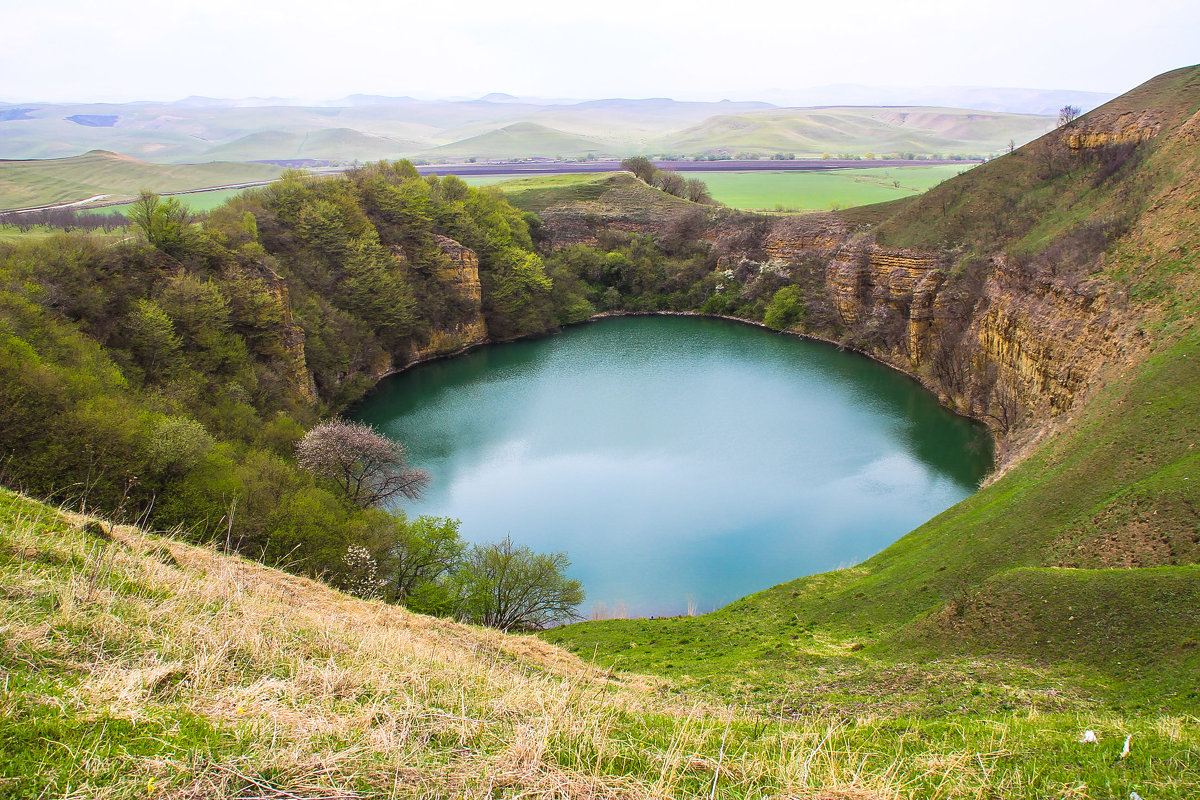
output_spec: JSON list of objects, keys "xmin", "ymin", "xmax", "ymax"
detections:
[
  {"xmin": 295, "ymin": 420, "xmax": 430, "ymax": 507},
  {"xmin": 339, "ymin": 545, "xmax": 386, "ymax": 599}
]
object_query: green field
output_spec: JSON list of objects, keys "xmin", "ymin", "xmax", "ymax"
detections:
[
  {"xmin": 695, "ymin": 165, "xmax": 971, "ymax": 210},
  {"xmin": 465, "ymin": 166, "xmax": 971, "ymax": 212},
  {"xmin": 83, "ymin": 187, "xmax": 252, "ymax": 216}
]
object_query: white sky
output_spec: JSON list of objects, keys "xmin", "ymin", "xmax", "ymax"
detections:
[{"xmin": 1, "ymin": 0, "xmax": 1196, "ymax": 103}]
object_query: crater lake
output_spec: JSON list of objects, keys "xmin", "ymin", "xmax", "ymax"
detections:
[{"xmin": 352, "ymin": 316, "xmax": 993, "ymax": 618}]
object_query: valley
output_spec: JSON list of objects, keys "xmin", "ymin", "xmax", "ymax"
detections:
[{"xmin": 1, "ymin": 59, "xmax": 1198, "ymax": 799}]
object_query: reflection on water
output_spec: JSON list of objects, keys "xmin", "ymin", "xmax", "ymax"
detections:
[{"xmin": 351, "ymin": 316, "xmax": 992, "ymax": 617}]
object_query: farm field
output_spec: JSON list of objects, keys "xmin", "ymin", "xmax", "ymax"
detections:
[
  {"xmin": 697, "ymin": 164, "xmax": 971, "ymax": 210},
  {"xmin": 467, "ymin": 165, "xmax": 972, "ymax": 212},
  {"xmin": 82, "ymin": 187, "xmax": 252, "ymax": 216}
]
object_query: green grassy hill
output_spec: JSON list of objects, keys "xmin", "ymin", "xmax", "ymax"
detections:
[
  {"xmin": 201, "ymin": 128, "xmax": 423, "ymax": 162},
  {"xmin": 658, "ymin": 106, "xmax": 1053, "ymax": 156},
  {"xmin": 0, "ymin": 150, "xmax": 282, "ymax": 210},
  {"xmin": 422, "ymin": 122, "xmax": 613, "ymax": 159}
]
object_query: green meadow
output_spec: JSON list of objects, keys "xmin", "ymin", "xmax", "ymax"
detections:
[
  {"xmin": 696, "ymin": 165, "xmax": 971, "ymax": 210},
  {"xmin": 466, "ymin": 165, "xmax": 972, "ymax": 212},
  {"xmin": 82, "ymin": 187, "xmax": 252, "ymax": 216}
]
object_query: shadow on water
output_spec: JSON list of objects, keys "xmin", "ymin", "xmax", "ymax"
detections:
[{"xmin": 351, "ymin": 316, "xmax": 993, "ymax": 617}]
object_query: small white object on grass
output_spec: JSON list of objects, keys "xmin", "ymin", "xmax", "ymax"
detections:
[
  {"xmin": 1078, "ymin": 729, "xmax": 1098, "ymax": 743},
  {"xmin": 1121, "ymin": 734, "xmax": 1132, "ymax": 758},
  {"xmin": 1131, "ymin": 792, "xmax": 1144, "ymax": 800}
]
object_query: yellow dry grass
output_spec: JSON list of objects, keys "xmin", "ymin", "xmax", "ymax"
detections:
[{"xmin": 5, "ymin": 492, "xmax": 1170, "ymax": 799}]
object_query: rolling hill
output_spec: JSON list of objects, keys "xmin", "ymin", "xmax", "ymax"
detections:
[
  {"xmin": 201, "ymin": 127, "xmax": 423, "ymax": 162},
  {"xmin": 658, "ymin": 106, "xmax": 1054, "ymax": 156},
  {"xmin": 1, "ymin": 96, "xmax": 1054, "ymax": 165},
  {"xmin": 421, "ymin": 121, "xmax": 613, "ymax": 159},
  {"xmin": 0, "ymin": 150, "xmax": 282, "ymax": 210}
]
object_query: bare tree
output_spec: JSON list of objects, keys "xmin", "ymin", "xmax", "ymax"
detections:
[
  {"xmin": 684, "ymin": 177, "xmax": 713, "ymax": 204},
  {"xmin": 655, "ymin": 170, "xmax": 687, "ymax": 197},
  {"xmin": 295, "ymin": 420, "xmax": 429, "ymax": 507},
  {"xmin": 1057, "ymin": 105, "xmax": 1082, "ymax": 127},
  {"xmin": 985, "ymin": 375, "xmax": 1024, "ymax": 435}
]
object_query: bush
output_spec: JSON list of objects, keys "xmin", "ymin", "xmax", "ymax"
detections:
[{"xmin": 763, "ymin": 286, "xmax": 806, "ymax": 331}]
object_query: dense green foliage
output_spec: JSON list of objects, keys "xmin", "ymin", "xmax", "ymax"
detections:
[{"xmin": 0, "ymin": 163, "xmax": 599, "ymax": 589}]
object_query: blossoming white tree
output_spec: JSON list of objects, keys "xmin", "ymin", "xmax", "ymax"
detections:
[{"xmin": 295, "ymin": 420, "xmax": 430, "ymax": 507}]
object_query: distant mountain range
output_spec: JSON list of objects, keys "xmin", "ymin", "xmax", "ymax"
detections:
[
  {"xmin": 155, "ymin": 84, "xmax": 1116, "ymax": 115},
  {"xmin": 0, "ymin": 85, "xmax": 1100, "ymax": 164}
]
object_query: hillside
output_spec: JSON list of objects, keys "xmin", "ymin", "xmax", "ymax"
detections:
[
  {"xmin": 4, "ymin": 65, "xmax": 1200, "ymax": 798},
  {"xmin": 422, "ymin": 122, "xmax": 613, "ymax": 159},
  {"xmin": 540, "ymin": 64, "xmax": 1200, "ymax": 723},
  {"xmin": 1, "ymin": 97, "xmax": 1053, "ymax": 165},
  {"xmin": 202, "ymin": 128, "xmax": 423, "ymax": 163},
  {"xmin": 658, "ymin": 106, "xmax": 1053, "ymax": 156},
  {"xmin": 0, "ymin": 150, "xmax": 282, "ymax": 210},
  {"xmin": 5, "ymin": 488, "xmax": 1196, "ymax": 798}
]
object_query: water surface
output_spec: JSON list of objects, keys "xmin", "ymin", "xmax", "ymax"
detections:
[{"xmin": 353, "ymin": 316, "xmax": 991, "ymax": 617}]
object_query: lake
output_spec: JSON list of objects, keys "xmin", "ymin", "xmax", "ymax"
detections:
[{"xmin": 352, "ymin": 315, "xmax": 992, "ymax": 618}]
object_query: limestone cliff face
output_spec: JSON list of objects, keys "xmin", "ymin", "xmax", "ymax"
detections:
[
  {"xmin": 358, "ymin": 236, "xmax": 489, "ymax": 385},
  {"xmin": 414, "ymin": 235, "xmax": 489, "ymax": 359},
  {"xmin": 968, "ymin": 257, "xmax": 1129, "ymax": 415},
  {"xmin": 757, "ymin": 226, "xmax": 1132, "ymax": 424},
  {"xmin": 257, "ymin": 268, "xmax": 317, "ymax": 403},
  {"xmin": 1064, "ymin": 109, "xmax": 1164, "ymax": 151}
]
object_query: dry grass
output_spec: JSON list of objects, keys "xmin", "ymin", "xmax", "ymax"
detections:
[{"xmin": 2, "ymin": 491, "xmax": 1193, "ymax": 799}]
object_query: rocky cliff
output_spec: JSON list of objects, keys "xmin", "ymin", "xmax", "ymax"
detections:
[
  {"xmin": 417, "ymin": 234, "xmax": 489, "ymax": 358},
  {"xmin": 525, "ymin": 68, "xmax": 1200, "ymax": 455},
  {"xmin": 365, "ymin": 235, "xmax": 489, "ymax": 383}
]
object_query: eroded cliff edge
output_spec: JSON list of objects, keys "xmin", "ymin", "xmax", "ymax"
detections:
[{"xmin": 524, "ymin": 66, "xmax": 1200, "ymax": 473}]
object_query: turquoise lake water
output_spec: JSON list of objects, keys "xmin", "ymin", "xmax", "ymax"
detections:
[{"xmin": 352, "ymin": 316, "xmax": 992, "ymax": 618}]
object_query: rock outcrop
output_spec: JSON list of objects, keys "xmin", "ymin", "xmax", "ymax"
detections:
[
  {"xmin": 417, "ymin": 234, "xmax": 488, "ymax": 358},
  {"xmin": 364, "ymin": 235, "xmax": 489, "ymax": 383}
]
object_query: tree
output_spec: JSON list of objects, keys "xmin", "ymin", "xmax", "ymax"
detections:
[
  {"xmin": 684, "ymin": 177, "xmax": 713, "ymax": 204},
  {"xmin": 655, "ymin": 170, "xmax": 686, "ymax": 197},
  {"xmin": 128, "ymin": 190, "xmax": 192, "ymax": 256},
  {"xmin": 763, "ymin": 285, "xmax": 805, "ymax": 331},
  {"xmin": 1057, "ymin": 105, "xmax": 1082, "ymax": 127},
  {"xmin": 295, "ymin": 419, "xmax": 429, "ymax": 507},
  {"xmin": 127, "ymin": 298, "xmax": 183, "ymax": 382},
  {"xmin": 381, "ymin": 515, "xmax": 466, "ymax": 611},
  {"xmin": 620, "ymin": 156, "xmax": 658, "ymax": 185},
  {"xmin": 455, "ymin": 537, "xmax": 583, "ymax": 630}
]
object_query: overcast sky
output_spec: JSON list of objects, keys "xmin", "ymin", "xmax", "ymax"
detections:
[{"xmin": 2, "ymin": 0, "xmax": 1197, "ymax": 103}]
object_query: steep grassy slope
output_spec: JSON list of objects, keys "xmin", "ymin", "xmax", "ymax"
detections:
[
  {"xmin": 5, "ymin": 489, "xmax": 1197, "ymax": 799},
  {"xmin": 0, "ymin": 150, "xmax": 282, "ymax": 210}
]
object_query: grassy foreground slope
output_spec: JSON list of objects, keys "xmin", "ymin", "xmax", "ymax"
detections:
[
  {"xmin": 5, "ymin": 489, "xmax": 1198, "ymax": 799},
  {"xmin": 0, "ymin": 150, "xmax": 282, "ymax": 210}
]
